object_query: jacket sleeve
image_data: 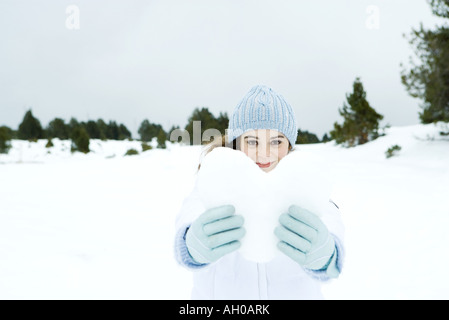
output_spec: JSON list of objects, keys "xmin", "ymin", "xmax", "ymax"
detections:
[
  {"xmin": 303, "ymin": 199, "xmax": 345, "ymax": 281},
  {"xmin": 174, "ymin": 224, "xmax": 210, "ymax": 269}
]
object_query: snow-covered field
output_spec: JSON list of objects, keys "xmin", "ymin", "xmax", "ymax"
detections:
[{"xmin": 0, "ymin": 123, "xmax": 448, "ymax": 299}]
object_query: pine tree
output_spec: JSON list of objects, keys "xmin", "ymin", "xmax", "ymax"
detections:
[
  {"xmin": 322, "ymin": 133, "xmax": 331, "ymax": 143},
  {"xmin": 107, "ymin": 121, "xmax": 120, "ymax": 140},
  {"xmin": 215, "ymin": 112, "xmax": 229, "ymax": 136},
  {"xmin": 47, "ymin": 118, "xmax": 69, "ymax": 140},
  {"xmin": 157, "ymin": 128, "xmax": 167, "ymax": 149},
  {"xmin": 0, "ymin": 126, "xmax": 12, "ymax": 154},
  {"xmin": 138, "ymin": 120, "xmax": 151, "ymax": 142},
  {"xmin": 167, "ymin": 125, "xmax": 180, "ymax": 142},
  {"xmin": 18, "ymin": 110, "xmax": 43, "ymax": 141},
  {"xmin": 85, "ymin": 120, "xmax": 101, "ymax": 139},
  {"xmin": 429, "ymin": 0, "xmax": 449, "ymax": 18},
  {"xmin": 185, "ymin": 107, "xmax": 222, "ymax": 145},
  {"xmin": 118, "ymin": 124, "xmax": 131, "ymax": 140},
  {"xmin": 68, "ymin": 117, "xmax": 80, "ymax": 139},
  {"xmin": 70, "ymin": 126, "xmax": 90, "ymax": 153},
  {"xmin": 295, "ymin": 129, "xmax": 320, "ymax": 144},
  {"xmin": 330, "ymin": 77, "xmax": 384, "ymax": 147},
  {"xmin": 401, "ymin": 0, "xmax": 449, "ymax": 123},
  {"xmin": 96, "ymin": 119, "xmax": 108, "ymax": 140},
  {"xmin": 138, "ymin": 119, "xmax": 164, "ymax": 142}
]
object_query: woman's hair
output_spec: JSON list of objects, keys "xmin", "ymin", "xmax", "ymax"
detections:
[{"xmin": 197, "ymin": 134, "xmax": 294, "ymax": 172}]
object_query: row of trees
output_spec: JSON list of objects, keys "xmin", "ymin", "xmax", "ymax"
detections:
[
  {"xmin": 9, "ymin": 113, "xmax": 133, "ymax": 141},
  {"xmin": 0, "ymin": 106, "xmax": 330, "ymax": 154},
  {"xmin": 0, "ymin": 113, "xmax": 136, "ymax": 153},
  {"xmin": 0, "ymin": 112, "xmax": 170, "ymax": 154},
  {"xmin": 0, "ymin": 78, "xmax": 383, "ymax": 154}
]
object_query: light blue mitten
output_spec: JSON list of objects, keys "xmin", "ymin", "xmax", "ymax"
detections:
[
  {"xmin": 275, "ymin": 205, "xmax": 338, "ymax": 276},
  {"xmin": 186, "ymin": 205, "xmax": 245, "ymax": 264}
]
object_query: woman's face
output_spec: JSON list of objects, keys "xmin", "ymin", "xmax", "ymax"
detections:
[{"xmin": 238, "ymin": 129, "xmax": 291, "ymax": 173}]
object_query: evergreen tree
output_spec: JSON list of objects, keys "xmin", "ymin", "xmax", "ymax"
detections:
[
  {"xmin": 401, "ymin": 0, "xmax": 449, "ymax": 123},
  {"xmin": 167, "ymin": 124, "xmax": 180, "ymax": 141},
  {"xmin": 18, "ymin": 110, "xmax": 43, "ymax": 140},
  {"xmin": 429, "ymin": 0, "xmax": 449, "ymax": 18},
  {"xmin": 184, "ymin": 107, "xmax": 222, "ymax": 145},
  {"xmin": 330, "ymin": 77, "xmax": 384, "ymax": 147},
  {"xmin": 85, "ymin": 120, "xmax": 101, "ymax": 139},
  {"xmin": 215, "ymin": 112, "xmax": 229, "ymax": 136},
  {"xmin": 322, "ymin": 133, "xmax": 331, "ymax": 143},
  {"xmin": 0, "ymin": 126, "xmax": 12, "ymax": 154},
  {"xmin": 138, "ymin": 119, "xmax": 163, "ymax": 142},
  {"xmin": 138, "ymin": 120, "xmax": 151, "ymax": 142},
  {"xmin": 70, "ymin": 126, "xmax": 90, "ymax": 153},
  {"xmin": 96, "ymin": 119, "xmax": 108, "ymax": 140},
  {"xmin": 118, "ymin": 124, "xmax": 131, "ymax": 140},
  {"xmin": 68, "ymin": 117, "xmax": 80, "ymax": 138},
  {"xmin": 296, "ymin": 129, "xmax": 320, "ymax": 144},
  {"xmin": 47, "ymin": 118, "xmax": 69, "ymax": 140},
  {"xmin": 157, "ymin": 128, "xmax": 167, "ymax": 149},
  {"xmin": 107, "ymin": 121, "xmax": 119, "ymax": 140}
]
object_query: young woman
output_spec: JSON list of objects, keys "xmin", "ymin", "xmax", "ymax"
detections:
[{"xmin": 175, "ymin": 85, "xmax": 345, "ymax": 299}]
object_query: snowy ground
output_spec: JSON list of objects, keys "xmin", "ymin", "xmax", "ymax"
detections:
[{"xmin": 0, "ymin": 123, "xmax": 448, "ymax": 299}]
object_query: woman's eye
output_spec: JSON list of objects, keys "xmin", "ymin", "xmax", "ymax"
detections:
[
  {"xmin": 247, "ymin": 140, "xmax": 257, "ymax": 146},
  {"xmin": 271, "ymin": 140, "xmax": 282, "ymax": 146}
]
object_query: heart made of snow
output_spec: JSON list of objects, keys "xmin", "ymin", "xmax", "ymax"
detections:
[{"xmin": 197, "ymin": 147, "xmax": 333, "ymax": 263}]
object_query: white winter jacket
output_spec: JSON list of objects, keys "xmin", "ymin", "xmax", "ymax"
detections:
[{"xmin": 174, "ymin": 178, "xmax": 345, "ymax": 300}]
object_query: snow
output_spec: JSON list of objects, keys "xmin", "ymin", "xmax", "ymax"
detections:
[
  {"xmin": 0, "ymin": 123, "xmax": 448, "ymax": 299},
  {"xmin": 197, "ymin": 147, "xmax": 332, "ymax": 263}
]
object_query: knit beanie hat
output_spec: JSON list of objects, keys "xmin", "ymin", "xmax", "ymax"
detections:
[{"xmin": 227, "ymin": 85, "xmax": 298, "ymax": 146}]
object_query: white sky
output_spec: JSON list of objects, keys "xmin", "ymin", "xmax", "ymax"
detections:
[{"xmin": 0, "ymin": 0, "xmax": 446, "ymax": 139}]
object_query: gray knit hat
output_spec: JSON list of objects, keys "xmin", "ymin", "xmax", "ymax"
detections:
[{"xmin": 227, "ymin": 85, "xmax": 298, "ymax": 146}]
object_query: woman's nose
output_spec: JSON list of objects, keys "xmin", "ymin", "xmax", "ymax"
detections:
[{"xmin": 257, "ymin": 144, "xmax": 271, "ymax": 158}]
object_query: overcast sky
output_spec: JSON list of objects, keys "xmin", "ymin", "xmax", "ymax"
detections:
[{"xmin": 0, "ymin": 0, "xmax": 446, "ymax": 139}]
